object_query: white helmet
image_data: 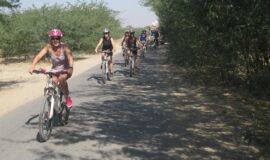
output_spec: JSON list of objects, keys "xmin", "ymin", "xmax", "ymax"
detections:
[{"xmin": 104, "ymin": 28, "xmax": 110, "ymax": 33}]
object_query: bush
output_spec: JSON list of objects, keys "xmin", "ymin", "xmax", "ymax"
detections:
[{"xmin": 0, "ymin": 1, "xmax": 123, "ymax": 58}]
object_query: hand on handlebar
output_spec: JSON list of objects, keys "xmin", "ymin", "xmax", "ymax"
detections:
[
  {"xmin": 29, "ymin": 66, "xmax": 35, "ymax": 74},
  {"xmin": 31, "ymin": 68, "xmax": 47, "ymax": 74}
]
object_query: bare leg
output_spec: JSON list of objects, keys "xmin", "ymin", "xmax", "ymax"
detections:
[
  {"xmin": 58, "ymin": 74, "xmax": 69, "ymax": 96},
  {"xmin": 52, "ymin": 76, "xmax": 59, "ymax": 86}
]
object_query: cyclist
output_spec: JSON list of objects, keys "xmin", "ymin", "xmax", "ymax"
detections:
[
  {"xmin": 139, "ymin": 29, "xmax": 148, "ymax": 51},
  {"xmin": 151, "ymin": 29, "xmax": 160, "ymax": 48},
  {"xmin": 121, "ymin": 30, "xmax": 130, "ymax": 56},
  {"xmin": 95, "ymin": 28, "xmax": 115, "ymax": 76},
  {"xmin": 29, "ymin": 29, "xmax": 74, "ymax": 108},
  {"xmin": 125, "ymin": 30, "xmax": 140, "ymax": 66}
]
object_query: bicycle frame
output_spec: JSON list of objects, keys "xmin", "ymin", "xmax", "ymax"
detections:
[
  {"xmin": 101, "ymin": 50, "xmax": 112, "ymax": 83},
  {"xmin": 44, "ymin": 78, "xmax": 60, "ymax": 119}
]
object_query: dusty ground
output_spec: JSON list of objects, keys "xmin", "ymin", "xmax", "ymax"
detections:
[{"xmin": 0, "ymin": 42, "xmax": 121, "ymax": 117}]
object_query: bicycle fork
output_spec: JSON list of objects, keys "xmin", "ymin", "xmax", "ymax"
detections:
[
  {"xmin": 48, "ymin": 96, "xmax": 55, "ymax": 119},
  {"xmin": 47, "ymin": 93, "xmax": 61, "ymax": 119},
  {"xmin": 105, "ymin": 60, "xmax": 109, "ymax": 74}
]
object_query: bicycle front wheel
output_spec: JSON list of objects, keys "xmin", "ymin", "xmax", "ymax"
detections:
[
  {"xmin": 124, "ymin": 53, "xmax": 128, "ymax": 67},
  {"xmin": 38, "ymin": 96, "xmax": 53, "ymax": 142},
  {"xmin": 129, "ymin": 59, "xmax": 133, "ymax": 77},
  {"xmin": 102, "ymin": 61, "xmax": 107, "ymax": 84},
  {"xmin": 143, "ymin": 46, "xmax": 147, "ymax": 55}
]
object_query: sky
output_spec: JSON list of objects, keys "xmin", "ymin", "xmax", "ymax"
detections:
[{"xmin": 20, "ymin": 0, "xmax": 158, "ymax": 27}]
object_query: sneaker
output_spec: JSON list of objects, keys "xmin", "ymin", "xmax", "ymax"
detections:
[
  {"xmin": 100, "ymin": 65, "xmax": 102, "ymax": 69},
  {"xmin": 66, "ymin": 96, "xmax": 73, "ymax": 108}
]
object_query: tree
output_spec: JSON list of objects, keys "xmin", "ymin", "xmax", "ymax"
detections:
[{"xmin": 0, "ymin": 0, "xmax": 20, "ymax": 10}]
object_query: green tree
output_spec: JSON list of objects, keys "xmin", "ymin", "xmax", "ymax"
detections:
[
  {"xmin": 0, "ymin": 1, "xmax": 123, "ymax": 57},
  {"xmin": 0, "ymin": 0, "xmax": 20, "ymax": 9},
  {"xmin": 142, "ymin": 0, "xmax": 270, "ymax": 95}
]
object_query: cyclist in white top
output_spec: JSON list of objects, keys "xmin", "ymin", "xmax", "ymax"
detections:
[{"xmin": 29, "ymin": 29, "xmax": 74, "ymax": 108}]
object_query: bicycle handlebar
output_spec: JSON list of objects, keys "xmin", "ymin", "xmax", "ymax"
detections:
[{"xmin": 32, "ymin": 68, "xmax": 68, "ymax": 76}]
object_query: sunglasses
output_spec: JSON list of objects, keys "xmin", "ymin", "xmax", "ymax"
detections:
[{"xmin": 51, "ymin": 37, "xmax": 60, "ymax": 40}]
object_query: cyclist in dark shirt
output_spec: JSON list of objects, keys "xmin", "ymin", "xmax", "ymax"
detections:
[
  {"xmin": 95, "ymin": 28, "xmax": 115, "ymax": 75},
  {"xmin": 125, "ymin": 30, "xmax": 140, "ymax": 66}
]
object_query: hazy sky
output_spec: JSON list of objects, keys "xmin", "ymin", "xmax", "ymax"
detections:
[{"xmin": 20, "ymin": 0, "xmax": 158, "ymax": 27}]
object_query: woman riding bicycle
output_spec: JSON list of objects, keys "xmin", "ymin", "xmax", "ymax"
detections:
[
  {"xmin": 139, "ymin": 30, "xmax": 147, "ymax": 46},
  {"xmin": 95, "ymin": 28, "xmax": 115, "ymax": 75},
  {"xmin": 29, "ymin": 29, "xmax": 74, "ymax": 108},
  {"xmin": 125, "ymin": 30, "xmax": 140, "ymax": 63},
  {"xmin": 121, "ymin": 30, "xmax": 130, "ymax": 53}
]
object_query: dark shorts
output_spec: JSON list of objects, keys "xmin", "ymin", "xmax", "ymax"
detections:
[{"xmin": 130, "ymin": 48, "xmax": 137, "ymax": 55}]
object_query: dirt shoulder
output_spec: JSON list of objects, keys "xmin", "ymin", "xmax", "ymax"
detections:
[{"xmin": 0, "ymin": 41, "xmax": 122, "ymax": 117}]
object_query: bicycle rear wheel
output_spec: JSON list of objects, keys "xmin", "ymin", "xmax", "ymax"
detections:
[
  {"xmin": 129, "ymin": 59, "xmax": 133, "ymax": 77},
  {"xmin": 38, "ymin": 96, "xmax": 53, "ymax": 142},
  {"xmin": 143, "ymin": 46, "xmax": 147, "ymax": 56},
  {"xmin": 59, "ymin": 102, "xmax": 70, "ymax": 125}
]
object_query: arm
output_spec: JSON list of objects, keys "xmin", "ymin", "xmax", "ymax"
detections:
[
  {"xmin": 120, "ymin": 36, "xmax": 125, "ymax": 47},
  {"xmin": 29, "ymin": 45, "xmax": 49, "ymax": 74},
  {"xmin": 95, "ymin": 38, "xmax": 103, "ymax": 53},
  {"xmin": 136, "ymin": 38, "xmax": 140, "ymax": 48},
  {"xmin": 64, "ymin": 45, "xmax": 74, "ymax": 77},
  {"xmin": 65, "ymin": 46, "xmax": 74, "ymax": 68},
  {"xmin": 111, "ymin": 38, "xmax": 116, "ymax": 53}
]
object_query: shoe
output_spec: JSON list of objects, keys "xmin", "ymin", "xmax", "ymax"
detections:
[
  {"xmin": 66, "ymin": 96, "xmax": 73, "ymax": 108},
  {"xmin": 100, "ymin": 65, "xmax": 102, "ymax": 69}
]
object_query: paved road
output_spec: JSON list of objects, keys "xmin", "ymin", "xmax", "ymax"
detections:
[{"xmin": 0, "ymin": 47, "xmax": 259, "ymax": 160}]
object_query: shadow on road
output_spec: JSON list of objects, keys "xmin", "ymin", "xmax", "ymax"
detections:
[
  {"xmin": 29, "ymin": 47, "xmax": 264, "ymax": 160},
  {"xmin": 0, "ymin": 80, "xmax": 21, "ymax": 90}
]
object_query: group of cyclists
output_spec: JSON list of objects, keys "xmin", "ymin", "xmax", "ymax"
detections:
[{"xmin": 28, "ymin": 28, "xmax": 160, "ymax": 109}]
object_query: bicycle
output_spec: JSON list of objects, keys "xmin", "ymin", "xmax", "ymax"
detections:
[
  {"xmin": 129, "ymin": 48, "xmax": 137, "ymax": 77},
  {"xmin": 101, "ymin": 50, "xmax": 112, "ymax": 84},
  {"xmin": 122, "ymin": 47, "xmax": 129, "ymax": 67},
  {"xmin": 33, "ymin": 68, "xmax": 70, "ymax": 142},
  {"xmin": 140, "ymin": 41, "xmax": 147, "ymax": 58}
]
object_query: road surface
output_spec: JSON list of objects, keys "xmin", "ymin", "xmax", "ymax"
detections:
[{"xmin": 0, "ymin": 46, "xmax": 260, "ymax": 160}]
